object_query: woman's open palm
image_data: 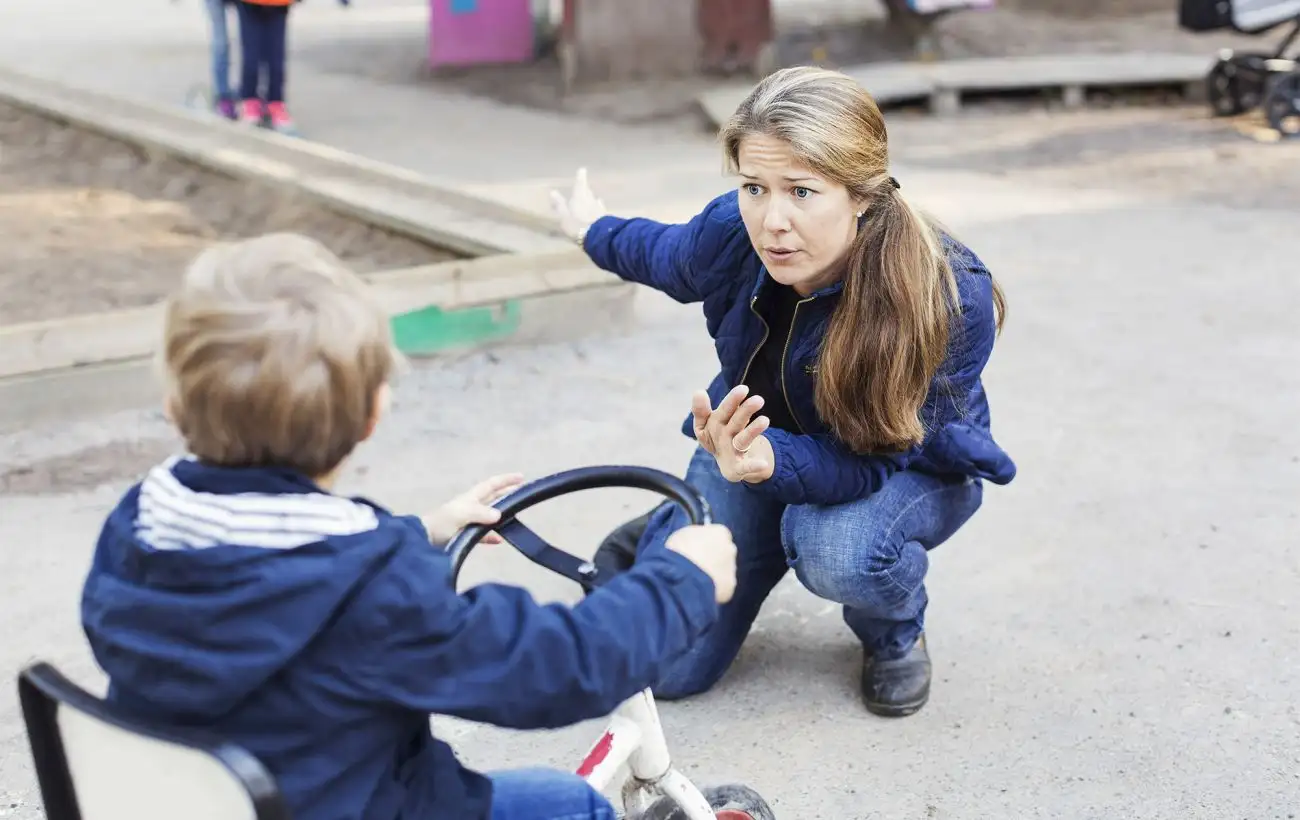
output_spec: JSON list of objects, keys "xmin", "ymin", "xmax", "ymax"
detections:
[
  {"xmin": 550, "ymin": 168, "xmax": 607, "ymax": 243},
  {"xmin": 692, "ymin": 386, "xmax": 775, "ymax": 483}
]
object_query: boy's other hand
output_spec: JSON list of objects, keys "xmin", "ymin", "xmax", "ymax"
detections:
[
  {"xmin": 665, "ymin": 524, "xmax": 737, "ymax": 603},
  {"xmin": 424, "ymin": 473, "xmax": 525, "ymax": 545}
]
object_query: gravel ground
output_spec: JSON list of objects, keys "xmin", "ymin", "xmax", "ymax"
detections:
[{"xmin": 0, "ymin": 101, "xmax": 456, "ymax": 324}]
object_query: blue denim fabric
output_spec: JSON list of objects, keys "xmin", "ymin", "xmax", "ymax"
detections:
[
  {"xmin": 235, "ymin": 0, "xmax": 289, "ymax": 102},
  {"xmin": 638, "ymin": 446, "xmax": 984, "ymax": 700},
  {"xmin": 488, "ymin": 768, "xmax": 618, "ymax": 820},
  {"xmin": 204, "ymin": 0, "xmax": 233, "ymax": 100}
]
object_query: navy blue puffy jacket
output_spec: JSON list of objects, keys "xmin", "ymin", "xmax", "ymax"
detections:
[{"xmin": 582, "ymin": 190, "xmax": 1016, "ymax": 506}]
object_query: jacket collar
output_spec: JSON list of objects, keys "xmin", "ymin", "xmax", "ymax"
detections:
[{"xmin": 749, "ymin": 267, "xmax": 844, "ymax": 302}]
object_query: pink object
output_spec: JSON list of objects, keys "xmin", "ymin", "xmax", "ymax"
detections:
[{"xmin": 428, "ymin": 0, "xmax": 535, "ymax": 67}]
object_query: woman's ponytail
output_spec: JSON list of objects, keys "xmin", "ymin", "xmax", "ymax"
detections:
[{"xmin": 814, "ymin": 177, "xmax": 959, "ymax": 454}]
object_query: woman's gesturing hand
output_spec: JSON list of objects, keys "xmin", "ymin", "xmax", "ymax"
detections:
[
  {"xmin": 691, "ymin": 386, "xmax": 775, "ymax": 484},
  {"xmin": 549, "ymin": 167, "xmax": 607, "ymax": 245}
]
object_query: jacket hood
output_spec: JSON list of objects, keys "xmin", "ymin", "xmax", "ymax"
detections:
[{"xmin": 81, "ymin": 457, "xmax": 413, "ymax": 721}]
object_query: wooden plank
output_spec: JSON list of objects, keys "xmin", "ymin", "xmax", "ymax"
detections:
[{"xmin": 0, "ymin": 251, "xmax": 611, "ymax": 380}]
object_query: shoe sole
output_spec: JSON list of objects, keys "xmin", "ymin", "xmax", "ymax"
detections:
[{"xmin": 863, "ymin": 690, "xmax": 929, "ymax": 718}]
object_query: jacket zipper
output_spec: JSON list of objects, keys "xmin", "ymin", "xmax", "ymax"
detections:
[
  {"xmin": 779, "ymin": 297, "xmax": 814, "ymax": 435},
  {"xmin": 738, "ymin": 295, "xmax": 770, "ymax": 387}
]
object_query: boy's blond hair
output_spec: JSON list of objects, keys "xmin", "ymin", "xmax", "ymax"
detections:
[{"xmin": 162, "ymin": 233, "xmax": 399, "ymax": 478}]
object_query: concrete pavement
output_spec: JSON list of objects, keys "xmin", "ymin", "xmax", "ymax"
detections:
[{"xmin": 2, "ymin": 1, "xmax": 1299, "ymax": 817}]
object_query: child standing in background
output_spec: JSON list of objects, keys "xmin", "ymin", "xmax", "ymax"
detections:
[
  {"xmin": 234, "ymin": 0, "xmax": 350, "ymax": 135},
  {"xmin": 203, "ymin": 0, "xmax": 238, "ymax": 119},
  {"xmin": 235, "ymin": 0, "xmax": 297, "ymax": 134}
]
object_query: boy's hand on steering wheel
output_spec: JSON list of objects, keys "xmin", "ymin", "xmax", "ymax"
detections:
[
  {"xmin": 549, "ymin": 167, "xmax": 606, "ymax": 245},
  {"xmin": 691, "ymin": 386, "xmax": 775, "ymax": 484},
  {"xmin": 666, "ymin": 524, "xmax": 737, "ymax": 603},
  {"xmin": 423, "ymin": 473, "xmax": 525, "ymax": 546}
]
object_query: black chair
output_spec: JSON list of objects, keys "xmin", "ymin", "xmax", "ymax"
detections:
[{"xmin": 17, "ymin": 662, "xmax": 291, "ymax": 820}]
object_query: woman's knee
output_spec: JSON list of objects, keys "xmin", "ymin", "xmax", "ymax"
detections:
[
  {"xmin": 783, "ymin": 506, "xmax": 929, "ymax": 611},
  {"xmin": 780, "ymin": 472, "xmax": 980, "ymax": 610}
]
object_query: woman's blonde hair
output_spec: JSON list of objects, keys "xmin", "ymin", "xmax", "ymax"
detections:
[
  {"xmin": 161, "ymin": 233, "xmax": 400, "ymax": 477},
  {"xmin": 720, "ymin": 66, "xmax": 1006, "ymax": 453}
]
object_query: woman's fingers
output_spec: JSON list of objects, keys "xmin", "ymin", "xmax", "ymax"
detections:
[
  {"xmin": 731, "ymin": 415, "xmax": 770, "ymax": 453},
  {"xmin": 690, "ymin": 390, "xmax": 715, "ymax": 450},
  {"xmin": 710, "ymin": 385, "xmax": 750, "ymax": 428},
  {"xmin": 724, "ymin": 394, "xmax": 765, "ymax": 439}
]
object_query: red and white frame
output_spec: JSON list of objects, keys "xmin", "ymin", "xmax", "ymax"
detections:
[{"xmin": 575, "ymin": 688, "xmax": 717, "ymax": 820}]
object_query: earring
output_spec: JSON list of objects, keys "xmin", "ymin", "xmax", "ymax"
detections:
[{"xmin": 855, "ymin": 211, "xmax": 865, "ymax": 218}]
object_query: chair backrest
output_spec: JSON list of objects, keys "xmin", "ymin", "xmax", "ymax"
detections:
[{"xmin": 18, "ymin": 662, "xmax": 291, "ymax": 820}]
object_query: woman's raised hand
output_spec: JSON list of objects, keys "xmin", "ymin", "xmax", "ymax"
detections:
[
  {"xmin": 691, "ymin": 386, "xmax": 775, "ymax": 484},
  {"xmin": 549, "ymin": 167, "xmax": 607, "ymax": 245}
]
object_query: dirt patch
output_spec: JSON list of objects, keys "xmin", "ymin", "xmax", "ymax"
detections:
[
  {"xmin": 0, "ymin": 437, "xmax": 178, "ymax": 495},
  {"xmin": 0, "ymin": 100, "xmax": 458, "ymax": 325}
]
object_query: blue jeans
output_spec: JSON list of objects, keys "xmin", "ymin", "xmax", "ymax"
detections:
[
  {"xmin": 205, "ymin": 0, "xmax": 234, "ymax": 100},
  {"xmin": 639, "ymin": 446, "xmax": 984, "ymax": 700},
  {"xmin": 488, "ymin": 768, "xmax": 617, "ymax": 820},
  {"xmin": 235, "ymin": 0, "xmax": 290, "ymax": 102}
]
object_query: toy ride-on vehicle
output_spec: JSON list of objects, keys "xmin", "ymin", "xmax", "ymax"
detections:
[{"xmin": 447, "ymin": 465, "xmax": 776, "ymax": 820}]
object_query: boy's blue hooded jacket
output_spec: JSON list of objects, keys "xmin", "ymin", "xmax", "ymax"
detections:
[
  {"xmin": 582, "ymin": 191, "xmax": 1016, "ymax": 503},
  {"xmin": 80, "ymin": 457, "xmax": 719, "ymax": 820}
]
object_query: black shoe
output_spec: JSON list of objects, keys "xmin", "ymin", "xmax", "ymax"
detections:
[
  {"xmin": 861, "ymin": 634, "xmax": 931, "ymax": 717},
  {"xmin": 592, "ymin": 506, "xmax": 660, "ymax": 577}
]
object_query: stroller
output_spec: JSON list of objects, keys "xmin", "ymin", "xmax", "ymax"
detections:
[{"xmin": 1180, "ymin": 0, "xmax": 1300, "ymax": 134}]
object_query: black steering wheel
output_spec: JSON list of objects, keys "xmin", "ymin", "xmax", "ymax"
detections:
[{"xmin": 445, "ymin": 465, "xmax": 711, "ymax": 591}]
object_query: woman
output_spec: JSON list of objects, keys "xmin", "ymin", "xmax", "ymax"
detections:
[{"xmin": 551, "ymin": 66, "xmax": 1016, "ymax": 718}]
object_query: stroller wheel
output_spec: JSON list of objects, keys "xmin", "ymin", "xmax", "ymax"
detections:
[
  {"xmin": 1263, "ymin": 72, "xmax": 1300, "ymax": 136},
  {"xmin": 1206, "ymin": 53, "xmax": 1271, "ymax": 117}
]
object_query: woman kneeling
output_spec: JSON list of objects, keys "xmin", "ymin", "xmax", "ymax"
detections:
[{"xmin": 553, "ymin": 66, "xmax": 1016, "ymax": 718}]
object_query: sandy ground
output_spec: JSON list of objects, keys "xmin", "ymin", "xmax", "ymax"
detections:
[{"xmin": 0, "ymin": 101, "xmax": 454, "ymax": 324}]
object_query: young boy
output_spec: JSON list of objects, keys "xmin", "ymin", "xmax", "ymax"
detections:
[{"xmin": 79, "ymin": 233, "xmax": 738, "ymax": 820}]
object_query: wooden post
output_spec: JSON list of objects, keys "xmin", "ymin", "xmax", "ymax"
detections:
[{"xmin": 559, "ymin": 0, "xmax": 701, "ymax": 87}]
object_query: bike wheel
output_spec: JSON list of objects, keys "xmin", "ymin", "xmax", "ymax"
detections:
[{"xmin": 640, "ymin": 784, "xmax": 776, "ymax": 820}]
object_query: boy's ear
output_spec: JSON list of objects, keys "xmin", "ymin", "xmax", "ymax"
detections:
[
  {"xmin": 162, "ymin": 394, "xmax": 178, "ymax": 426},
  {"xmin": 362, "ymin": 383, "xmax": 391, "ymax": 443}
]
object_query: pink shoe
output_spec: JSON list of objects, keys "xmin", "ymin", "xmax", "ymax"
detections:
[
  {"xmin": 265, "ymin": 102, "xmax": 299, "ymax": 136},
  {"xmin": 239, "ymin": 98, "xmax": 264, "ymax": 126}
]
